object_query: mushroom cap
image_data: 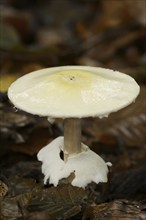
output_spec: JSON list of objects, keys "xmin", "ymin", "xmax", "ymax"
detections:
[{"xmin": 8, "ymin": 66, "xmax": 140, "ymax": 118}]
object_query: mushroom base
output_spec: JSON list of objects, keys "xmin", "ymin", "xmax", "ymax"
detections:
[{"xmin": 37, "ymin": 136, "xmax": 112, "ymax": 188}]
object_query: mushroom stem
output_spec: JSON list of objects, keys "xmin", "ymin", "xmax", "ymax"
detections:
[{"xmin": 64, "ymin": 118, "xmax": 81, "ymax": 162}]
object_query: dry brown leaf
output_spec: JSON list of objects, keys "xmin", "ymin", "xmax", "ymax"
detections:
[
  {"xmin": 83, "ymin": 200, "xmax": 146, "ymax": 220},
  {"xmin": 26, "ymin": 184, "xmax": 87, "ymax": 219},
  {"xmin": 0, "ymin": 183, "xmax": 88, "ymax": 219},
  {"xmin": 0, "ymin": 181, "xmax": 8, "ymax": 199}
]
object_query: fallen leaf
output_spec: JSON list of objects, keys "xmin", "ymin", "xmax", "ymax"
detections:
[
  {"xmin": 0, "ymin": 180, "xmax": 8, "ymax": 199},
  {"xmin": 27, "ymin": 184, "xmax": 88, "ymax": 219},
  {"xmin": 83, "ymin": 200, "xmax": 146, "ymax": 220}
]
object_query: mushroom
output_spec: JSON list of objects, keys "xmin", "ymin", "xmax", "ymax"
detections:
[{"xmin": 8, "ymin": 66, "xmax": 140, "ymax": 188}]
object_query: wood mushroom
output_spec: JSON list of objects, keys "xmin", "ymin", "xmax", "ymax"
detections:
[{"xmin": 8, "ymin": 66, "xmax": 140, "ymax": 188}]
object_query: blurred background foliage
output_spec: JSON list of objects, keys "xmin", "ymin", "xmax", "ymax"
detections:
[{"xmin": 0, "ymin": 0, "xmax": 146, "ymax": 91}]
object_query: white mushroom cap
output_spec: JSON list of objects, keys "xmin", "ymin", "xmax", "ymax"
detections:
[{"xmin": 8, "ymin": 66, "xmax": 140, "ymax": 118}]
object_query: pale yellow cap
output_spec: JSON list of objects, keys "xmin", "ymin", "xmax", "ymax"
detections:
[{"xmin": 8, "ymin": 66, "xmax": 140, "ymax": 118}]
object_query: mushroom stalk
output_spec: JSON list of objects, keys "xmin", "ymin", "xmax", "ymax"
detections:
[{"xmin": 64, "ymin": 118, "xmax": 81, "ymax": 162}]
